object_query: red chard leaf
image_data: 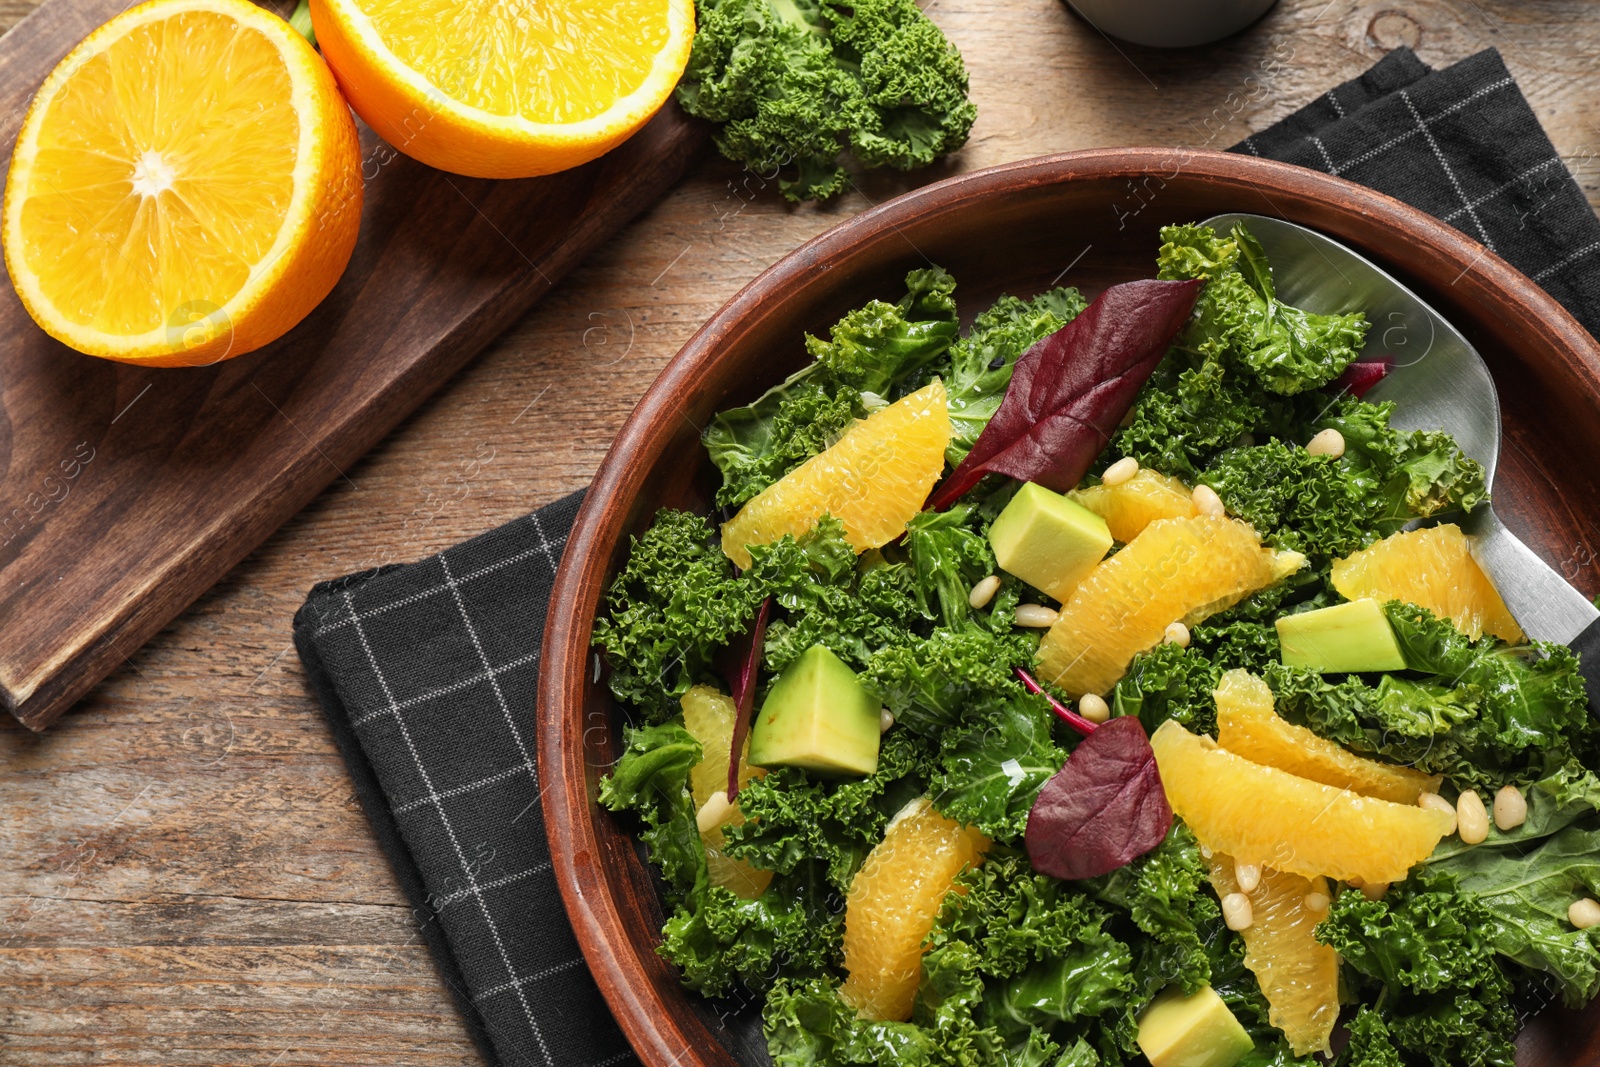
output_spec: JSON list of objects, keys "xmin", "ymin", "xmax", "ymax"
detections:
[
  {"xmin": 1329, "ymin": 357, "xmax": 1389, "ymax": 399},
  {"xmin": 928, "ymin": 278, "xmax": 1202, "ymax": 511},
  {"xmin": 718, "ymin": 597, "xmax": 770, "ymax": 801},
  {"xmin": 1024, "ymin": 715, "xmax": 1173, "ymax": 880}
]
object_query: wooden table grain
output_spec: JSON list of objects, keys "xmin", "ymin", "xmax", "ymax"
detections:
[{"xmin": 3, "ymin": 1, "xmax": 1598, "ymax": 1063}]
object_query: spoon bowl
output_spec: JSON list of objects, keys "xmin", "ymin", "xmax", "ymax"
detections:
[{"xmin": 1202, "ymin": 212, "xmax": 1600, "ymax": 678}]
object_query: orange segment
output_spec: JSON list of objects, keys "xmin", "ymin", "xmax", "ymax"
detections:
[
  {"xmin": 1070, "ymin": 468, "xmax": 1199, "ymax": 542},
  {"xmin": 1036, "ymin": 515, "xmax": 1304, "ymax": 698},
  {"xmin": 3, "ymin": 0, "xmax": 361, "ymax": 365},
  {"xmin": 1209, "ymin": 855, "xmax": 1338, "ymax": 1056},
  {"xmin": 680, "ymin": 686, "xmax": 771, "ymax": 899},
  {"xmin": 311, "ymin": 0, "xmax": 693, "ymax": 178},
  {"xmin": 1215, "ymin": 670, "xmax": 1441, "ymax": 805},
  {"xmin": 840, "ymin": 798, "xmax": 989, "ymax": 1021},
  {"xmin": 1151, "ymin": 720, "xmax": 1454, "ymax": 885},
  {"xmin": 721, "ymin": 381, "xmax": 952, "ymax": 570},
  {"xmin": 1331, "ymin": 524, "xmax": 1523, "ymax": 643}
]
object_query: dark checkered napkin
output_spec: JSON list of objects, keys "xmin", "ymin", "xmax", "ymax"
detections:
[
  {"xmin": 1235, "ymin": 47, "xmax": 1600, "ymax": 338},
  {"xmin": 293, "ymin": 46, "xmax": 1600, "ymax": 1067},
  {"xmin": 293, "ymin": 489, "xmax": 638, "ymax": 1067}
]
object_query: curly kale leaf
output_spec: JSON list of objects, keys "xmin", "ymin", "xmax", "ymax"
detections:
[
  {"xmin": 1428, "ymin": 821, "xmax": 1600, "ymax": 1006},
  {"xmin": 863, "ymin": 625, "xmax": 1038, "ymax": 734},
  {"xmin": 1320, "ymin": 872, "xmax": 1520, "ymax": 1067},
  {"xmin": 722, "ymin": 729, "xmax": 932, "ymax": 891},
  {"xmin": 703, "ymin": 268, "xmax": 959, "ymax": 506},
  {"xmin": 905, "ymin": 505, "xmax": 996, "ymax": 630},
  {"xmin": 678, "ymin": 0, "xmax": 975, "ymax": 203},
  {"xmin": 592, "ymin": 509, "xmax": 763, "ymax": 719},
  {"xmin": 755, "ymin": 518, "xmax": 926, "ymax": 678},
  {"xmin": 1086, "ymin": 824, "xmax": 1220, "ymax": 1006},
  {"xmin": 1198, "ymin": 397, "xmax": 1487, "ymax": 564},
  {"xmin": 1111, "ymin": 353, "xmax": 1274, "ymax": 480},
  {"xmin": 1322, "ymin": 397, "xmax": 1488, "ymax": 520},
  {"xmin": 1320, "ymin": 872, "xmax": 1503, "ymax": 996},
  {"xmin": 929, "ymin": 852, "xmax": 1134, "ymax": 1038},
  {"xmin": 930, "ymin": 694, "xmax": 1066, "ymax": 842},
  {"xmin": 1262, "ymin": 605, "xmax": 1594, "ymax": 790},
  {"xmin": 600, "ymin": 723, "xmax": 842, "ymax": 997},
  {"xmin": 1159, "ymin": 222, "xmax": 1369, "ymax": 395},
  {"xmin": 944, "ymin": 287, "xmax": 1088, "ymax": 466},
  {"xmin": 1111, "ymin": 643, "xmax": 1223, "ymax": 737},
  {"xmin": 1339, "ymin": 1008, "xmax": 1404, "ymax": 1067},
  {"xmin": 1387, "ymin": 602, "xmax": 1592, "ymax": 764},
  {"xmin": 598, "ymin": 722, "xmax": 705, "ymax": 897}
]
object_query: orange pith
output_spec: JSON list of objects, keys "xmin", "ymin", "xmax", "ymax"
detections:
[
  {"xmin": 721, "ymin": 381, "xmax": 952, "ymax": 570},
  {"xmin": 1331, "ymin": 524, "xmax": 1523, "ymax": 643},
  {"xmin": 2, "ymin": 0, "xmax": 362, "ymax": 364},
  {"xmin": 1209, "ymin": 854, "xmax": 1339, "ymax": 1056},
  {"xmin": 1151, "ymin": 719, "xmax": 1454, "ymax": 885},
  {"xmin": 681, "ymin": 686, "xmax": 771, "ymax": 899},
  {"xmin": 1215, "ymin": 669, "xmax": 1441, "ymax": 804},
  {"xmin": 1036, "ymin": 515, "xmax": 1304, "ymax": 698},
  {"xmin": 840, "ymin": 798, "xmax": 989, "ymax": 1021},
  {"xmin": 1070, "ymin": 468, "xmax": 1199, "ymax": 542}
]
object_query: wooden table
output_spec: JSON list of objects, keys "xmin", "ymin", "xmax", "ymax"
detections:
[{"xmin": 3, "ymin": 1, "xmax": 1598, "ymax": 1062}]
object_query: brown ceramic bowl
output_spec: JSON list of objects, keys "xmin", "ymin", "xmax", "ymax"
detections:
[{"xmin": 538, "ymin": 147, "xmax": 1600, "ymax": 1067}]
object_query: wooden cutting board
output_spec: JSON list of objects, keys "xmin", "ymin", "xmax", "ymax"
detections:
[{"xmin": 0, "ymin": 0, "xmax": 708, "ymax": 730}]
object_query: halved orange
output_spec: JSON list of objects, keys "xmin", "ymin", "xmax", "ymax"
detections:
[
  {"xmin": 721, "ymin": 381, "xmax": 952, "ymax": 569},
  {"xmin": 311, "ymin": 0, "xmax": 694, "ymax": 178},
  {"xmin": 3, "ymin": 0, "xmax": 361, "ymax": 365}
]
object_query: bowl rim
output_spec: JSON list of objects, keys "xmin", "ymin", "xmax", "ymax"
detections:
[{"xmin": 537, "ymin": 145, "xmax": 1600, "ymax": 1067}]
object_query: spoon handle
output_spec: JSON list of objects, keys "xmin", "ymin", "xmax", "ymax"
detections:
[{"xmin": 1464, "ymin": 505, "xmax": 1600, "ymax": 705}]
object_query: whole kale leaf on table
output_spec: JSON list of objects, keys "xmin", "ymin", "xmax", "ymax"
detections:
[{"xmin": 677, "ymin": 0, "xmax": 976, "ymax": 202}]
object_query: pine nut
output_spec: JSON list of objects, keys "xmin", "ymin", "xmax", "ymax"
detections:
[
  {"xmin": 1103, "ymin": 457, "xmax": 1139, "ymax": 486},
  {"xmin": 1346, "ymin": 876, "xmax": 1364, "ymax": 889},
  {"xmin": 695, "ymin": 791, "xmax": 737, "ymax": 834},
  {"xmin": 1418, "ymin": 792, "xmax": 1458, "ymax": 835},
  {"xmin": 1234, "ymin": 431, "xmax": 1255, "ymax": 448},
  {"xmin": 1192, "ymin": 483, "xmax": 1225, "ymax": 517},
  {"xmin": 1570, "ymin": 898, "xmax": 1600, "ymax": 930},
  {"xmin": 1163, "ymin": 621, "xmax": 1191, "ymax": 648},
  {"xmin": 1199, "ymin": 844, "xmax": 1213, "ymax": 859},
  {"xmin": 1303, "ymin": 891, "xmax": 1331, "ymax": 913},
  {"xmin": 1494, "ymin": 785, "xmax": 1528, "ymax": 830},
  {"xmin": 1360, "ymin": 881, "xmax": 1390, "ymax": 901},
  {"xmin": 1306, "ymin": 428, "xmax": 1346, "ymax": 458},
  {"xmin": 1078, "ymin": 693, "xmax": 1111, "ymax": 724},
  {"xmin": 1457, "ymin": 790, "xmax": 1489, "ymax": 845},
  {"xmin": 879, "ymin": 708, "xmax": 895, "ymax": 734},
  {"xmin": 1014, "ymin": 604, "xmax": 1060, "ymax": 628},
  {"xmin": 1234, "ymin": 861, "xmax": 1261, "ymax": 893},
  {"xmin": 1222, "ymin": 892, "xmax": 1253, "ymax": 930},
  {"xmin": 968, "ymin": 574, "xmax": 1002, "ymax": 609}
]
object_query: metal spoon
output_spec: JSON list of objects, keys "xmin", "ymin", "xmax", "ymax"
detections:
[{"xmin": 1199, "ymin": 213, "xmax": 1600, "ymax": 690}]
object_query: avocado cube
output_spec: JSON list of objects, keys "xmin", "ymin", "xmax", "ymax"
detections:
[
  {"xmin": 747, "ymin": 644, "xmax": 881, "ymax": 777},
  {"xmin": 1276, "ymin": 598, "xmax": 1407, "ymax": 673},
  {"xmin": 989, "ymin": 482, "xmax": 1113, "ymax": 602},
  {"xmin": 1137, "ymin": 984, "xmax": 1253, "ymax": 1067}
]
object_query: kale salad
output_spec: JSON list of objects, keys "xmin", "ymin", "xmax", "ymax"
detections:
[{"xmin": 593, "ymin": 222, "xmax": 1600, "ymax": 1067}]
